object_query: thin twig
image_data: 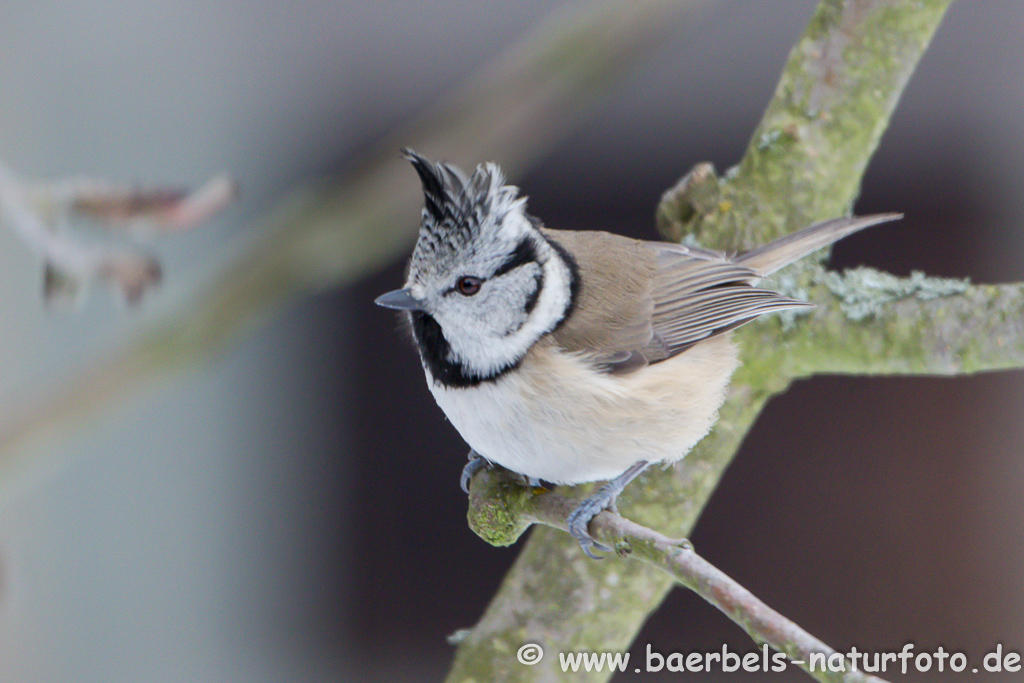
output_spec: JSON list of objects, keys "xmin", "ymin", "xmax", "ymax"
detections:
[{"xmin": 469, "ymin": 468, "xmax": 890, "ymax": 683}]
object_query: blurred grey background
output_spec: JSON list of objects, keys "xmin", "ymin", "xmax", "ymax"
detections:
[{"xmin": 0, "ymin": 1, "xmax": 1022, "ymax": 681}]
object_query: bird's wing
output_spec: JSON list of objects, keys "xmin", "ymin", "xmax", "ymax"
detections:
[
  {"xmin": 543, "ymin": 214, "xmax": 900, "ymax": 374},
  {"xmin": 646, "ymin": 243, "xmax": 809, "ymax": 357},
  {"xmin": 543, "ymin": 229, "xmax": 806, "ymax": 374}
]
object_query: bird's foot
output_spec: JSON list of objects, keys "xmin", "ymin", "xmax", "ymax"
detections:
[
  {"xmin": 567, "ymin": 495, "xmax": 616, "ymax": 559},
  {"xmin": 460, "ymin": 450, "xmax": 492, "ymax": 493},
  {"xmin": 566, "ymin": 460, "xmax": 651, "ymax": 559}
]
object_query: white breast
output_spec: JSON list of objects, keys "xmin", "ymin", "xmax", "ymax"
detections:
[{"xmin": 425, "ymin": 335, "xmax": 738, "ymax": 484}]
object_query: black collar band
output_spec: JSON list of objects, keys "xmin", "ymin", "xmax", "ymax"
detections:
[{"xmin": 409, "ymin": 311, "xmax": 520, "ymax": 388}]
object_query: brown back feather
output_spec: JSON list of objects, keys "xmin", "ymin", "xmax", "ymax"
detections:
[{"xmin": 542, "ymin": 214, "xmax": 900, "ymax": 374}]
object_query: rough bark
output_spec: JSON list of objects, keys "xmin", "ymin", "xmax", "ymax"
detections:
[{"xmin": 447, "ymin": 2, "xmax": 957, "ymax": 681}]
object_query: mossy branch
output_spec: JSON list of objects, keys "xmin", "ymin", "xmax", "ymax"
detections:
[
  {"xmin": 456, "ymin": 262, "xmax": 1024, "ymax": 682},
  {"xmin": 463, "ymin": 468, "xmax": 891, "ymax": 683},
  {"xmin": 659, "ymin": 0, "xmax": 952, "ymax": 251},
  {"xmin": 795, "ymin": 272, "xmax": 1024, "ymax": 377},
  {"xmin": 446, "ymin": 1, "xmax": 955, "ymax": 682}
]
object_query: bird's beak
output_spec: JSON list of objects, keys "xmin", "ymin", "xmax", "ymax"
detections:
[{"xmin": 374, "ymin": 288, "xmax": 426, "ymax": 311}]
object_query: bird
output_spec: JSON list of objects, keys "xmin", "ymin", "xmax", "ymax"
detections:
[{"xmin": 376, "ymin": 149, "xmax": 899, "ymax": 558}]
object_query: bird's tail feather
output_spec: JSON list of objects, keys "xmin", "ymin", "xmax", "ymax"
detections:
[{"xmin": 736, "ymin": 213, "xmax": 902, "ymax": 276}]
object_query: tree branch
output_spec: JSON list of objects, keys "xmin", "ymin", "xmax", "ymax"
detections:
[
  {"xmin": 464, "ymin": 468, "xmax": 891, "ymax": 683},
  {"xmin": 719, "ymin": 269, "xmax": 1024, "ymax": 385},
  {"xmin": 659, "ymin": 0, "xmax": 953, "ymax": 250},
  {"xmin": 446, "ymin": 1, "xmax": 954, "ymax": 681},
  {"xmin": 798, "ymin": 271, "xmax": 1024, "ymax": 377}
]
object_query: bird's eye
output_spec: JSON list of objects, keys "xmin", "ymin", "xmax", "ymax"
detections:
[{"xmin": 456, "ymin": 276, "xmax": 483, "ymax": 296}]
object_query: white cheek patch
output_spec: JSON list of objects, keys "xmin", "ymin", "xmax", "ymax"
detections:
[
  {"xmin": 444, "ymin": 242, "xmax": 571, "ymax": 378},
  {"xmin": 488, "ymin": 264, "xmax": 542, "ymax": 334}
]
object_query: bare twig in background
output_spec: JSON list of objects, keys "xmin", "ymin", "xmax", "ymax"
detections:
[
  {"xmin": 465, "ymin": 468, "xmax": 891, "ymax": 683},
  {"xmin": 0, "ymin": 0, "xmax": 692, "ymax": 460},
  {"xmin": 63, "ymin": 173, "xmax": 237, "ymax": 233},
  {"xmin": 0, "ymin": 164, "xmax": 235, "ymax": 306}
]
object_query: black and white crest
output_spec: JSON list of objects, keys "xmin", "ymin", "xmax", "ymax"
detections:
[
  {"xmin": 396, "ymin": 150, "xmax": 577, "ymax": 387},
  {"xmin": 403, "ymin": 148, "xmax": 527, "ymax": 281}
]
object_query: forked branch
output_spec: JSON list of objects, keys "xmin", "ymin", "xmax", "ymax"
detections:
[{"xmin": 446, "ymin": 1, "xmax": 958, "ymax": 682}]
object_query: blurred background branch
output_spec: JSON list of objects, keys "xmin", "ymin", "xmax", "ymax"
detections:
[{"xmin": 0, "ymin": 0, "xmax": 692, "ymax": 467}]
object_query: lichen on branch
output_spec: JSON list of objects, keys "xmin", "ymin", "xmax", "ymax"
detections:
[{"xmin": 447, "ymin": 2, "xmax": 959, "ymax": 682}]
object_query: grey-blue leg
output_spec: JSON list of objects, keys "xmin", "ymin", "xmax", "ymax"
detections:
[
  {"xmin": 460, "ymin": 450, "xmax": 492, "ymax": 493},
  {"xmin": 462, "ymin": 450, "xmax": 543, "ymax": 492},
  {"xmin": 567, "ymin": 460, "xmax": 651, "ymax": 559}
]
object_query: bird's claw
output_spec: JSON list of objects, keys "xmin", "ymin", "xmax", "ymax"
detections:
[
  {"xmin": 565, "ymin": 460, "xmax": 651, "ymax": 559},
  {"xmin": 567, "ymin": 494, "xmax": 615, "ymax": 559},
  {"xmin": 460, "ymin": 451, "xmax": 492, "ymax": 493}
]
